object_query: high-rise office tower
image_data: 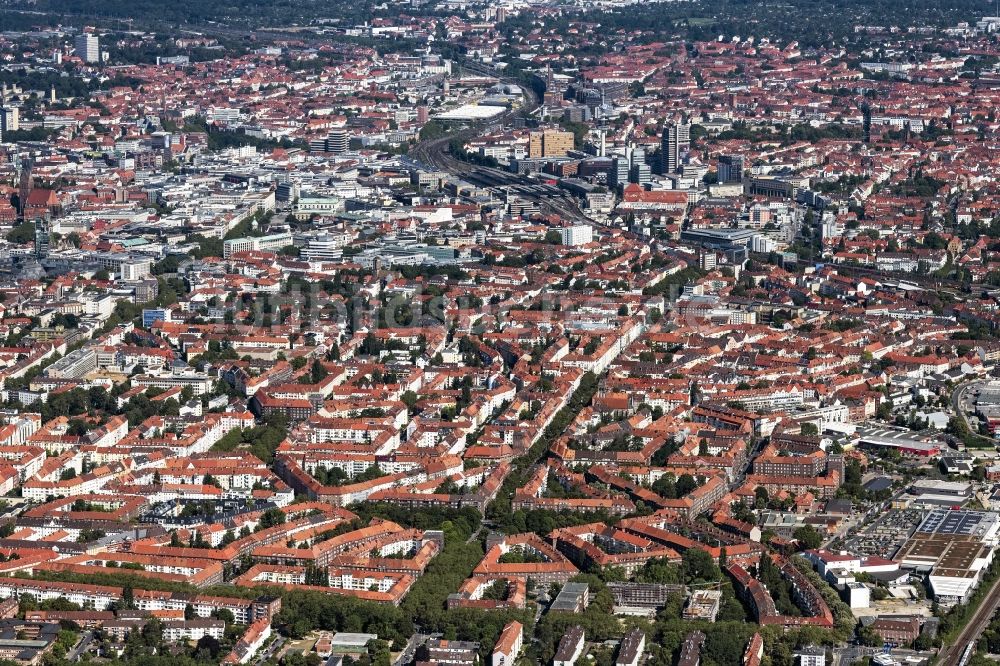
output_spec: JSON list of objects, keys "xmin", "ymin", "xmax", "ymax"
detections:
[
  {"xmin": 609, "ymin": 157, "xmax": 630, "ymax": 189},
  {"xmin": 718, "ymin": 155, "xmax": 744, "ymax": 184},
  {"xmin": 327, "ymin": 129, "xmax": 350, "ymax": 155},
  {"xmin": 660, "ymin": 122, "xmax": 690, "ymax": 174},
  {"xmin": 34, "ymin": 218, "xmax": 50, "ymax": 258},
  {"xmin": 629, "ymin": 147, "xmax": 651, "ymax": 184},
  {"xmin": 0, "ymin": 106, "xmax": 18, "ymax": 133},
  {"xmin": 528, "ymin": 129, "xmax": 575, "ymax": 158},
  {"xmin": 630, "ymin": 162, "xmax": 651, "ymax": 185},
  {"xmin": 75, "ymin": 33, "xmax": 100, "ymax": 63}
]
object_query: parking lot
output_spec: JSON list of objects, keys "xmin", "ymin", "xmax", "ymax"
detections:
[{"xmin": 843, "ymin": 508, "xmax": 924, "ymax": 559}]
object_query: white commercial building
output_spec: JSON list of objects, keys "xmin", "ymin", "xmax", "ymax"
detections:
[
  {"xmin": 74, "ymin": 33, "xmax": 99, "ymax": 63},
  {"xmin": 561, "ymin": 225, "xmax": 593, "ymax": 246},
  {"xmin": 433, "ymin": 104, "xmax": 507, "ymax": 122},
  {"xmin": 223, "ymin": 232, "xmax": 293, "ymax": 259}
]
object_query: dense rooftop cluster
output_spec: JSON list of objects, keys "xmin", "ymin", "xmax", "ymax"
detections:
[{"xmin": 5, "ymin": 0, "xmax": 1000, "ymax": 665}]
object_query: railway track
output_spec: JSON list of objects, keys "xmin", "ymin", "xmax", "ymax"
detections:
[
  {"xmin": 405, "ymin": 80, "xmax": 598, "ymax": 223},
  {"xmin": 938, "ymin": 573, "xmax": 1000, "ymax": 665}
]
